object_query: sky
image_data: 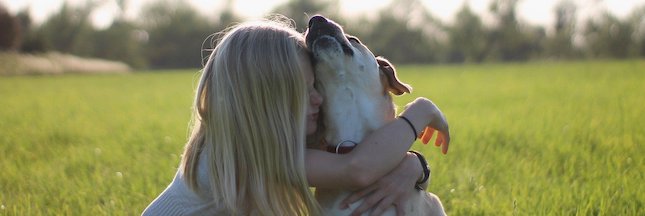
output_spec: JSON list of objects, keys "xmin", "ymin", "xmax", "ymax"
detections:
[{"xmin": 3, "ymin": 0, "xmax": 645, "ymax": 29}]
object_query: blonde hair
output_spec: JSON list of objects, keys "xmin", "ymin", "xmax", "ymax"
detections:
[{"xmin": 180, "ymin": 18, "xmax": 320, "ymax": 215}]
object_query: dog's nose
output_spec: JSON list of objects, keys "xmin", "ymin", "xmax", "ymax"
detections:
[{"xmin": 308, "ymin": 15, "xmax": 327, "ymax": 28}]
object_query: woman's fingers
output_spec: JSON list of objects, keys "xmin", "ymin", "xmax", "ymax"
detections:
[
  {"xmin": 433, "ymin": 112, "xmax": 450, "ymax": 154},
  {"xmin": 350, "ymin": 191, "xmax": 385, "ymax": 216},
  {"xmin": 435, "ymin": 132, "xmax": 443, "ymax": 147},
  {"xmin": 367, "ymin": 197, "xmax": 396, "ymax": 216},
  {"xmin": 420, "ymin": 127, "xmax": 434, "ymax": 144},
  {"xmin": 439, "ymin": 133, "xmax": 450, "ymax": 154},
  {"xmin": 341, "ymin": 185, "xmax": 377, "ymax": 209},
  {"xmin": 395, "ymin": 203, "xmax": 405, "ymax": 216}
]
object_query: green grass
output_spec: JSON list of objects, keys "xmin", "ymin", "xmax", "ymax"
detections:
[{"xmin": 1, "ymin": 61, "xmax": 644, "ymax": 215}]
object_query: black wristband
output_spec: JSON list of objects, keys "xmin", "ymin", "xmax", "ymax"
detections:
[
  {"xmin": 408, "ymin": 150, "xmax": 430, "ymax": 191},
  {"xmin": 399, "ymin": 116, "xmax": 418, "ymax": 140}
]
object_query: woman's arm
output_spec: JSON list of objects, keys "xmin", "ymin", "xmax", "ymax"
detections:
[
  {"xmin": 340, "ymin": 152, "xmax": 426, "ymax": 216},
  {"xmin": 306, "ymin": 97, "xmax": 450, "ymax": 189}
]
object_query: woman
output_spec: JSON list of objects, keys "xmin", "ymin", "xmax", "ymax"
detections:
[{"xmin": 143, "ymin": 17, "xmax": 449, "ymax": 216}]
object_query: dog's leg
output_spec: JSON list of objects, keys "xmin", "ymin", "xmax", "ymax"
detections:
[{"xmin": 423, "ymin": 192, "xmax": 447, "ymax": 216}]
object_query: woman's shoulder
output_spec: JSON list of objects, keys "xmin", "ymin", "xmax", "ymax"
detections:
[{"xmin": 142, "ymin": 162, "xmax": 221, "ymax": 215}]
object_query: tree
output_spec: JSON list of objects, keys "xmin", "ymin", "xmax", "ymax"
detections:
[
  {"xmin": 37, "ymin": 1, "xmax": 100, "ymax": 56},
  {"xmin": 447, "ymin": 3, "xmax": 487, "ymax": 63},
  {"xmin": 356, "ymin": 0, "xmax": 444, "ymax": 64},
  {"xmin": 627, "ymin": 5, "xmax": 645, "ymax": 57},
  {"xmin": 487, "ymin": 0, "xmax": 539, "ymax": 61},
  {"xmin": 582, "ymin": 12, "xmax": 633, "ymax": 58},
  {"xmin": 218, "ymin": 0, "xmax": 240, "ymax": 27},
  {"xmin": 81, "ymin": 0, "xmax": 147, "ymax": 68},
  {"xmin": 15, "ymin": 9, "xmax": 47, "ymax": 53},
  {"xmin": 0, "ymin": 4, "xmax": 21, "ymax": 51},
  {"xmin": 92, "ymin": 20, "xmax": 147, "ymax": 68},
  {"xmin": 271, "ymin": 0, "xmax": 339, "ymax": 31},
  {"xmin": 545, "ymin": 0, "xmax": 579, "ymax": 59},
  {"xmin": 139, "ymin": 0, "xmax": 215, "ymax": 69}
]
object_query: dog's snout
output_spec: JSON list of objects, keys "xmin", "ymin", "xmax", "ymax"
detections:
[
  {"xmin": 306, "ymin": 15, "xmax": 354, "ymax": 56},
  {"xmin": 308, "ymin": 15, "xmax": 328, "ymax": 28}
]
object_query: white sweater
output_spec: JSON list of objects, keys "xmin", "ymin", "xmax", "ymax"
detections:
[{"xmin": 142, "ymin": 152, "xmax": 225, "ymax": 216}]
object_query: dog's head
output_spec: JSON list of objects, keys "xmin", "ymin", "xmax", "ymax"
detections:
[{"xmin": 304, "ymin": 15, "xmax": 411, "ymax": 96}]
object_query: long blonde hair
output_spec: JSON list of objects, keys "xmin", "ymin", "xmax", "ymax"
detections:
[{"xmin": 181, "ymin": 18, "xmax": 321, "ymax": 215}]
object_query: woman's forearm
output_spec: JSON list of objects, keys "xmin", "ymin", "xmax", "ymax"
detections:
[
  {"xmin": 342, "ymin": 98, "xmax": 437, "ymax": 187},
  {"xmin": 344, "ymin": 117, "xmax": 419, "ymax": 186},
  {"xmin": 306, "ymin": 118, "xmax": 419, "ymax": 189},
  {"xmin": 306, "ymin": 98, "xmax": 445, "ymax": 190}
]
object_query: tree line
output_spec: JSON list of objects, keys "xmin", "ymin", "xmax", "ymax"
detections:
[{"xmin": 1, "ymin": 0, "xmax": 644, "ymax": 69}]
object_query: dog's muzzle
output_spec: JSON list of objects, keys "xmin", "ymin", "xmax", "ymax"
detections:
[{"xmin": 306, "ymin": 15, "xmax": 353, "ymax": 56}]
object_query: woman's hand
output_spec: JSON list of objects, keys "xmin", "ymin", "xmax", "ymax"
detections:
[
  {"xmin": 340, "ymin": 153, "xmax": 422, "ymax": 216},
  {"xmin": 401, "ymin": 98, "xmax": 451, "ymax": 154}
]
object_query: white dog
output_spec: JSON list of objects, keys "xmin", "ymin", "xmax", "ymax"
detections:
[{"xmin": 305, "ymin": 15, "xmax": 447, "ymax": 216}]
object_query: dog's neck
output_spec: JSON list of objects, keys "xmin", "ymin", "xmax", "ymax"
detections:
[{"xmin": 318, "ymin": 74, "xmax": 395, "ymax": 147}]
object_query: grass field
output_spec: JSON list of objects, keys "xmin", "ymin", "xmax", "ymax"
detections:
[{"xmin": 1, "ymin": 60, "xmax": 643, "ymax": 215}]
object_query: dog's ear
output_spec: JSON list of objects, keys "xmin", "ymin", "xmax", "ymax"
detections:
[{"xmin": 376, "ymin": 56, "xmax": 412, "ymax": 95}]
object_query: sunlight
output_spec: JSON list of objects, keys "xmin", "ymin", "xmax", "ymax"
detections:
[{"xmin": 4, "ymin": 0, "xmax": 644, "ymax": 28}]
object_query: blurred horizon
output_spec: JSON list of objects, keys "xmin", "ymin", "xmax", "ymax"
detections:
[
  {"xmin": 4, "ymin": 0, "xmax": 645, "ymax": 29},
  {"xmin": 1, "ymin": 0, "xmax": 644, "ymax": 73}
]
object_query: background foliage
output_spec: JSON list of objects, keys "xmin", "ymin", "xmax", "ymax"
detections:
[{"xmin": 1, "ymin": 0, "xmax": 645, "ymax": 69}]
